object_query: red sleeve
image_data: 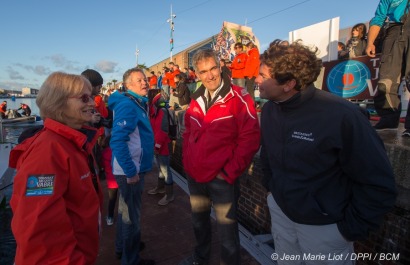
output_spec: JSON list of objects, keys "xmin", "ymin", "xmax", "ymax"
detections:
[
  {"xmin": 244, "ymin": 48, "xmax": 260, "ymax": 78},
  {"xmin": 153, "ymin": 109, "xmax": 170, "ymax": 155},
  {"xmin": 94, "ymin": 95, "xmax": 108, "ymax": 118},
  {"xmin": 223, "ymin": 90, "xmax": 260, "ymax": 183}
]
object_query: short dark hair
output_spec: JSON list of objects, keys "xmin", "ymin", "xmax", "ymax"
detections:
[{"xmin": 81, "ymin": 69, "xmax": 103, "ymax": 87}]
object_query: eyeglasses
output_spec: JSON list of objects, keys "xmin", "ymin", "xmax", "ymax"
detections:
[{"xmin": 69, "ymin": 94, "xmax": 93, "ymax": 103}]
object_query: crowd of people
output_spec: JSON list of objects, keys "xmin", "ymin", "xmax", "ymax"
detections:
[{"xmin": 7, "ymin": 1, "xmax": 407, "ymax": 264}]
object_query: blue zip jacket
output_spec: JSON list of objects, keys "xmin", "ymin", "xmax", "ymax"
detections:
[
  {"xmin": 108, "ymin": 90, "xmax": 154, "ymax": 178},
  {"xmin": 370, "ymin": 0, "xmax": 410, "ymax": 26}
]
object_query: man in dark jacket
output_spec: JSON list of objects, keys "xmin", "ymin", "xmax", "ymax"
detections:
[{"xmin": 258, "ymin": 40, "xmax": 396, "ymax": 264}]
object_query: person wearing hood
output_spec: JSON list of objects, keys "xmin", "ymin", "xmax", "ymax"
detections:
[
  {"xmin": 108, "ymin": 67, "xmax": 155, "ymax": 265},
  {"xmin": 9, "ymin": 72, "xmax": 103, "ymax": 265},
  {"xmin": 147, "ymin": 92, "xmax": 175, "ymax": 206}
]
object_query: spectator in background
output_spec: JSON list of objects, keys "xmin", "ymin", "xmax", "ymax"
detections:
[
  {"xmin": 183, "ymin": 67, "xmax": 190, "ymax": 78},
  {"xmin": 187, "ymin": 66, "xmax": 197, "ymax": 93},
  {"xmin": 18, "ymin": 103, "xmax": 31, "ymax": 116},
  {"xmin": 338, "ymin": 41, "xmax": 348, "ymax": 59},
  {"xmin": 219, "ymin": 59, "xmax": 232, "ymax": 80},
  {"xmin": 346, "ymin": 23, "xmax": 368, "ymax": 58},
  {"xmin": 101, "ymin": 135, "xmax": 118, "ymax": 226},
  {"xmin": 172, "ymin": 73, "xmax": 191, "ymax": 111},
  {"xmin": 81, "ymin": 69, "xmax": 108, "ymax": 121},
  {"xmin": 10, "ymin": 72, "xmax": 103, "ymax": 264},
  {"xmin": 162, "ymin": 67, "xmax": 172, "ymax": 95},
  {"xmin": 149, "ymin": 71, "xmax": 158, "ymax": 89},
  {"xmin": 366, "ymin": 0, "xmax": 410, "ymax": 133},
  {"xmin": 244, "ymin": 41, "xmax": 260, "ymax": 102},
  {"xmin": 81, "ymin": 69, "xmax": 109, "ymax": 179},
  {"xmin": 258, "ymin": 40, "xmax": 396, "ymax": 264},
  {"xmin": 168, "ymin": 62, "xmax": 181, "ymax": 91},
  {"xmin": 230, "ymin": 42, "xmax": 247, "ymax": 88},
  {"xmin": 0, "ymin": 100, "xmax": 7, "ymax": 118},
  {"xmin": 179, "ymin": 49, "xmax": 260, "ymax": 265},
  {"xmin": 157, "ymin": 71, "xmax": 163, "ymax": 90},
  {"xmin": 147, "ymin": 93, "xmax": 175, "ymax": 206}
]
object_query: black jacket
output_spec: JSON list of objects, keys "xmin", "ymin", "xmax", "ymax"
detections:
[
  {"xmin": 260, "ymin": 85, "xmax": 396, "ymax": 241},
  {"xmin": 174, "ymin": 81, "xmax": 191, "ymax": 106}
]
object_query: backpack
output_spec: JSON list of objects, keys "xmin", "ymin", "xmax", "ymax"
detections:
[{"xmin": 161, "ymin": 107, "xmax": 178, "ymax": 140}]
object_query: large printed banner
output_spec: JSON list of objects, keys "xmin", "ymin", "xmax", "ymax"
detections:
[
  {"xmin": 318, "ymin": 55, "xmax": 381, "ymax": 100},
  {"xmin": 213, "ymin": 21, "xmax": 260, "ymax": 62}
]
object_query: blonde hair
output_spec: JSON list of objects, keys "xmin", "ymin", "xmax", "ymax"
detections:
[{"xmin": 36, "ymin": 72, "xmax": 92, "ymax": 122}]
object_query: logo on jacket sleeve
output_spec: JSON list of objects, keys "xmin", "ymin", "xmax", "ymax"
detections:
[
  {"xmin": 25, "ymin": 174, "xmax": 55, "ymax": 196},
  {"xmin": 116, "ymin": 120, "xmax": 127, "ymax": 127},
  {"xmin": 241, "ymin": 87, "xmax": 249, "ymax": 96}
]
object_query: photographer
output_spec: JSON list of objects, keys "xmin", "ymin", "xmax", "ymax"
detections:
[{"xmin": 81, "ymin": 69, "xmax": 111, "ymax": 180}]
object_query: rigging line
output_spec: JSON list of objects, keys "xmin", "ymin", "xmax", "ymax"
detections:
[
  {"xmin": 177, "ymin": 0, "xmax": 214, "ymax": 14},
  {"xmin": 139, "ymin": 22, "xmax": 168, "ymax": 49},
  {"xmin": 248, "ymin": 0, "xmax": 312, "ymax": 24}
]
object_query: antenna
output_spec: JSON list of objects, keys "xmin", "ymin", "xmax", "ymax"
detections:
[
  {"xmin": 135, "ymin": 44, "xmax": 139, "ymax": 67},
  {"xmin": 166, "ymin": 4, "xmax": 176, "ymax": 62}
]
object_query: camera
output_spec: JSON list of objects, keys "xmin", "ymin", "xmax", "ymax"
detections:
[{"xmin": 98, "ymin": 117, "xmax": 113, "ymax": 128}]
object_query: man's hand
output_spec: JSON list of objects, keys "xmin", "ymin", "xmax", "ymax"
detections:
[
  {"xmin": 216, "ymin": 173, "xmax": 225, "ymax": 180},
  {"xmin": 127, "ymin": 174, "xmax": 140, "ymax": 184},
  {"xmin": 366, "ymin": 44, "xmax": 376, "ymax": 58},
  {"xmin": 365, "ymin": 25, "xmax": 380, "ymax": 58}
]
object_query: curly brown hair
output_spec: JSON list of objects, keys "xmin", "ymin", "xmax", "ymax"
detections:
[{"xmin": 260, "ymin": 39, "xmax": 323, "ymax": 91}]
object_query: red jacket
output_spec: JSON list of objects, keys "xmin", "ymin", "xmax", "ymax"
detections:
[
  {"xmin": 149, "ymin": 75, "xmax": 158, "ymax": 87},
  {"xmin": 169, "ymin": 69, "xmax": 181, "ymax": 88},
  {"xmin": 94, "ymin": 94, "xmax": 108, "ymax": 136},
  {"xmin": 149, "ymin": 94, "xmax": 171, "ymax": 155},
  {"xmin": 162, "ymin": 74, "xmax": 169, "ymax": 86},
  {"xmin": 244, "ymin": 47, "xmax": 260, "ymax": 78},
  {"xmin": 0, "ymin": 102, "xmax": 6, "ymax": 113},
  {"xmin": 9, "ymin": 119, "xmax": 102, "ymax": 265},
  {"xmin": 94, "ymin": 95, "xmax": 108, "ymax": 118},
  {"xmin": 102, "ymin": 146, "xmax": 118, "ymax": 189},
  {"xmin": 230, "ymin": 52, "xmax": 248, "ymax": 79},
  {"xmin": 182, "ymin": 83, "xmax": 260, "ymax": 184}
]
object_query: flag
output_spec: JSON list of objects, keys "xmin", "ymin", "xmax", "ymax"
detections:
[{"xmin": 170, "ymin": 22, "xmax": 174, "ymax": 52}]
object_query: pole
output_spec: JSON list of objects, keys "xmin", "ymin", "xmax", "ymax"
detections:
[
  {"xmin": 135, "ymin": 44, "xmax": 139, "ymax": 67},
  {"xmin": 167, "ymin": 5, "xmax": 176, "ymax": 62}
]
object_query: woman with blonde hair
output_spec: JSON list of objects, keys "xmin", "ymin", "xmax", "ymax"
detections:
[{"xmin": 10, "ymin": 72, "xmax": 103, "ymax": 265}]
